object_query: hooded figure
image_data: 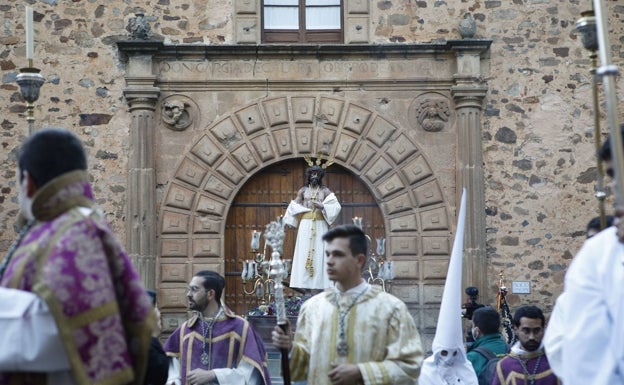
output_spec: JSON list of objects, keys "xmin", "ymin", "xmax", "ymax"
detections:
[{"xmin": 419, "ymin": 189, "xmax": 478, "ymax": 385}]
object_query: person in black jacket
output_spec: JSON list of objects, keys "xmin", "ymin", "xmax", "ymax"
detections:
[{"xmin": 145, "ymin": 290, "xmax": 170, "ymax": 385}]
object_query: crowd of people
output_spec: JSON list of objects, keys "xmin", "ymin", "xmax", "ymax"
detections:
[{"xmin": 1, "ymin": 126, "xmax": 623, "ymax": 385}]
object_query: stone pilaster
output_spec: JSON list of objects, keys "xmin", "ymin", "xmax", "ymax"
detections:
[
  {"xmin": 234, "ymin": 0, "xmax": 259, "ymax": 44},
  {"xmin": 118, "ymin": 42, "xmax": 162, "ymax": 289},
  {"xmin": 450, "ymin": 40, "xmax": 491, "ymax": 297},
  {"xmin": 344, "ymin": 0, "xmax": 370, "ymax": 43}
]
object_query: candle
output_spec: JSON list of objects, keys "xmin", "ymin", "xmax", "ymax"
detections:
[
  {"xmin": 241, "ymin": 260, "xmax": 248, "ymax": 282},
  {"xmin": 256, "ymin": 282, "xmax": 264, "ymax": 298},
  {"xmin": 25, "ymin": 6, "xmax": 34, "ymax": 61},
  {"xmin": 250, "ymin": 230, "xmax": 261, "ymax": 251},
  {"xmin": 376, "ymin": 238, "xmax": 386, "ymax": 255},
  {"xmin": 352, "ymin": 217, "xmax": 363, "ymax": 229},
  {"xmin": 248, "ymin": 261, "xmax": 256, "ymax": 280}
]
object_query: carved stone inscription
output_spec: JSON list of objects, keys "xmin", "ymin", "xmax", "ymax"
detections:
[{"xmin": 158, "ymin": 59, "xmax": 451, "ymax": 81}]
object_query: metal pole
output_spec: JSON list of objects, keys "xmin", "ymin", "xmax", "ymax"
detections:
[
  {"xmin": 591, "ymin": 53, "xmax": 607, "ymax": 228},
  {"xmin": 592, "ymin": 0, "xmax": 623, "ymax": 206}
]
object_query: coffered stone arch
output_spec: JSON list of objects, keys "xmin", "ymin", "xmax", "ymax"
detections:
[{"xmin": 158, "ymin": 95, "xmax": 452, "ymax": 326}]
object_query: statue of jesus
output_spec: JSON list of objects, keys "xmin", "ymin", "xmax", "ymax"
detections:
[{"xmin": 284, "ymin": 163, "xmax": 341, "ymax": 290}]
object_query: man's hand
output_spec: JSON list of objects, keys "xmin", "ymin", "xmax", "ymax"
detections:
[
  {"xmin": 186, "ymin": 368, "xmax": 216, "ymax": 385},
  {"xmin": 271, "ymin": 321, "xmax": 293, "ymax": 351},
  {"xmin": 328, "ymin": 362, "xmax": 363, "ymax": 385}
]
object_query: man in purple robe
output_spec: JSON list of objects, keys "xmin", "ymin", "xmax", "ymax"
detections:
[
  {"xmin": 0, "ymin": 128, "xmax": 153, "ymax": 385},
  {"xmin": 492, "ymin": 305, "xmax": 560, "ymax": 385},
  {"xmin": 164, "ymin": 270, "xmax": 271, "ymax": 385}
]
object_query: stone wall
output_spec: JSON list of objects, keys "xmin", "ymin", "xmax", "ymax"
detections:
[{"xmin": 1, "ymin": 0, "xmax": 623, "ymax": 318}]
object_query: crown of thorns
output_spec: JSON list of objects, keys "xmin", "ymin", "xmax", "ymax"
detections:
[{"xmin": 304, "ymin": 153, "xmax": 335, "ymax": 169}]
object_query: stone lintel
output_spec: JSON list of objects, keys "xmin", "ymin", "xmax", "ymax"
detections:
[
  {"xmin": 132, "ymin": 41, "xmax": 492, "ymax": 59},
  {"xmin": 447, "ymin": 39, "xmax": 493, "ymax": 54},
  {"xmin": 116, "ymin": 40, "xmax": 165, "ymax": 56}
]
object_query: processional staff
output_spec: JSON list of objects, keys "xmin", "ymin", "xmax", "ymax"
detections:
[
  {"xmin": 265, "ymin": 218, "xmax": 291, "ymax": 385},
  {"xmin": 576, "ymin": 10, "xmax": 607, "ymax": 229},
  {"xmin": 496, "ymin": 272, "xmax": 515, "ymax": 345},
  {"xmin": 590, "ymin": 0, "xmax": 624, "ymax": 205}
]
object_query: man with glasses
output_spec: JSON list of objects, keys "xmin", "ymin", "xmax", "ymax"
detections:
[
  {"xmin": 492, "ymin": 306, "xmax": 560, "ymax": 385},
  {"xmin": 164, "ymin": 270, "xmax": 271, "ymax": 385}
]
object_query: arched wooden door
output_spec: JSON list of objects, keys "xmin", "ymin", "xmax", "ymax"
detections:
[{"xmin": 224, "ymin": 159, "xmax": 385, "ymax": 315}]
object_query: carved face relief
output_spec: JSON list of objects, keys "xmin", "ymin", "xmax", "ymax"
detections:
[
  {"xmin": 409, "ymin": 93, "xmax": 454, "ymax": 133},
  {"xmin": 416, "ymin": 99, "xmax": 450, "ymax": 132},
  {"xmin": 162, "ymin": 99, "xmax": 192, "ymax": 131}
]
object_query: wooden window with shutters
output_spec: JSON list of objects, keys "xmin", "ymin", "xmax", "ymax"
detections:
[{"xmin": 262, "ymin": 0, "xmax": 343, "ymax": 43}]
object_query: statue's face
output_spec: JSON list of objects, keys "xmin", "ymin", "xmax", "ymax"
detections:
[
  {"xmin": 310, "ymin": 171, "xmax": 320, "ymax": 185},
  {"xmin": 307, "ymin": 167, "xmax": 323, "ymax": 186}
]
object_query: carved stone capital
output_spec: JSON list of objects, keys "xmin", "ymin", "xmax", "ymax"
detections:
[
  {"xmin": 124, "ymin": 87, "xmax": 160, "ymax": 112},
  {"xmin": 451, "ymin": 85, "xmax": 488, "ymax": 109}
]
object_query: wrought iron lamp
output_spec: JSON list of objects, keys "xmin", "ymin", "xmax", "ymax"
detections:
[
  {"xmin": 241, "ymin": 224, "xmax": 291, "ymax": 306},
  {"xmin": 352, "ymin": 217, "xmax": 394, "ymax": 291},
  {"xmin": 16, "ymin": 68, "xmax": 44, "ymax": 132},
  {"xmin": 17, "ymin": 6, "xmax": 44, "ymax": 133}
]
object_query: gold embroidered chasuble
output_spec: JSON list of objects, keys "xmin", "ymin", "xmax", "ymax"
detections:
[
  {"xmin": 290, "ymin": 286, "xmax": 424, "ymax": 385},
  {"xmin": 0, "ymin": 171, "xmax": 153, "ymax": 385}
]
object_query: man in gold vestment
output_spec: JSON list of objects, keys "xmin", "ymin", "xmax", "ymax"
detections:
[{"xmin": 272, "ymin": 224, "xmax": 423, "ymax": 384}]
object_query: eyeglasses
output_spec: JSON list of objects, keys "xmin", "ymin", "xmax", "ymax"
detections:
[{"xmin": 185, "ymin": 285, "xmax": 206, "ymax": 295}]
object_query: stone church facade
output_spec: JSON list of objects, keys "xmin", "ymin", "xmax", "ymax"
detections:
[{"xmin": 1, "ymin": 0, "xmax": 623, "ymax": 351}]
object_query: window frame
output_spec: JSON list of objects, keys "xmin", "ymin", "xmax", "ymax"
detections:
[{"xmin": 261, "ymin": 0, "xmax": 344, "ymax": 43}]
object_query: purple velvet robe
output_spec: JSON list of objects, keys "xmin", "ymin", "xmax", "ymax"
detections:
[
  {"xmin": 0, "ymin": 170, "xmax": 153, "ymax": 385},
  {"xmin": 492, "ymin": 350, "xmax": 561, "ymax": 385},
  {"xmin": 164, "ymin": 309, "xmax": 271, "ymax": 385}
]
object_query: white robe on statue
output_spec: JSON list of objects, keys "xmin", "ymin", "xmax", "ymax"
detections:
[
  {"xmin": 284, "ymin": 192, "xmax": 341, "ymax": 289},
  {"xmin": 556, "ymin": 226, "xmax": 624, "ymax": 385}
]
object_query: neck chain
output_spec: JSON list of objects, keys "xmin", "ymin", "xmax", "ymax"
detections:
[
  {"xmin": 0, "ymin": 219, "xmax": 35, "ymax": 283},
  {"xmin": 515, "ymin": 353, "xmax": 543, "ymax": 385},
  {"xmin": 334, "ymin": 289, "xmax": 366, "ymax": 357},
  {"xmin": 199, "ymin": 307, "xmax": 223, "ymax": 367},
  {"xmin": 309, "ymin": 185, "xmax": 320, "ymax": 202}
]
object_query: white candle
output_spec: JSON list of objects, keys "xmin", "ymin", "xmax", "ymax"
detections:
[
  {"xmin": 25, "ymin": 6, "xmax": 34, "ymax": 61},
  {"xmin": 250, "ymin": 230, "xmax": 261, "ymax": 251}
]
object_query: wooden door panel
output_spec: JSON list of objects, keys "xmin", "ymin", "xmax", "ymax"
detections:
[{"xmin": 225, "ymin": 159, "xmax": 385, "ymax": 316}]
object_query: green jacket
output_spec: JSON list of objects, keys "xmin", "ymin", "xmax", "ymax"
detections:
[{"xmin": 467, "ymin": 333, "xmax": 508, "ymax": 376}]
